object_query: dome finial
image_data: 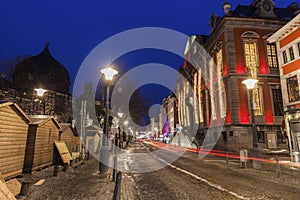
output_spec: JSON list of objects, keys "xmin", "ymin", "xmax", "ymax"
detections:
[{"xmin": 45, "ymin": 41, "xmax": 50, "ymax": 47}]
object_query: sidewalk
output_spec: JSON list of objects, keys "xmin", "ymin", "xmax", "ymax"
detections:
[
  {"xmin": 8, "ymin": 156, "xmax": 137, "ymax": 200},
  {"xmin": 197, "ymin": 149, "xmax": 300, "ymax": 186}
]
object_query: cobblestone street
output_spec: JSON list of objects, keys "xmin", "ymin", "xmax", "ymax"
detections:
[
  {"xmin": 18, "ymin": 159, "xmax": 115, "ymax": 200},
  {"xmin": 14, "ymin": 141, "xmax": 300, "ymax": 200}
]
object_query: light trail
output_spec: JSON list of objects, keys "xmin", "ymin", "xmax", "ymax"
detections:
[{"xmin": 143, "ymin": 140, "xmax": 300, "ymax": 168}]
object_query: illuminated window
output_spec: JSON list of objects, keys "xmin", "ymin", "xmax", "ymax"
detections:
[
  {"xmin": 289, "ymin": 47, "xmax": 295, "ymax": 61},
  {"xmin": 216, "ymin": 46, "xmax": 226, "ymax": 118},
  {"xmin": 210, "ymin": 59, "xmax": 217, "ymax": 120},
  {"xmin": 252, "ymin": 86, "xmax": 263, "ymax": 116},
  {"xmin": 287, "ymin": 75, "xmax": 300, "ymax": 102},
  {"xmin": 244, "ymin": 41, "xmax": 258, "ymax": 77},
  {"xmin": 198, "ymin": 69, "xmax": 203, "ymax": 123},
  {"xmin": 283, "ymin": 50, "xmax": 288, "ymax": 64},
  {"xmin": 216, "ymin": 47, "xmax": 223, "ymax": 73},
  {"xmin": 194, "ymin": 72, "xmax": 199, "ymax": 124},
  {"xmin": 266, "ymin": 44, "xmax": 278, "ymax": 68}
]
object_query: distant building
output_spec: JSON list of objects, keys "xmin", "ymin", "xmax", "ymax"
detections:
[
  {"xmin": 0, "ymin": 42, "xmax": 72, "ymax": 122},
  {"xmin": 163, "ymin": 94, "xmax": 179, "ymax": 136},
  {"xmin": 268, "ymin": 13, "xmax": 300, "ymax": 162},
  {"xmin": 179, "ymin": 0, "xmax": 300, "ymax": 151}
]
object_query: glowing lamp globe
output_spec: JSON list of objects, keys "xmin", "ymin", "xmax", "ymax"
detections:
[
  {"xmin": 34, "ymin": 88, "xmax": 47, "ymax": 97},
  {"xmin": 242, "ymin": 78, "xmax": 258, "ymax": 90},
  {"xmin": 101, "ymin": 67, "xmax": 118, "ymax": 81}
]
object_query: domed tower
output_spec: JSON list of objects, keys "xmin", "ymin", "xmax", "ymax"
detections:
[{"xmin": 12, "ymin": 42, "xmax": 70, "ymax": 94}]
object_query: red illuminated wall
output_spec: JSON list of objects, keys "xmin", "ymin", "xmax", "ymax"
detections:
[
  {"xmin": 238, "ymin": 79, "xmax": 250, "ymax": 124},
  {"xmin": 261, "ymin": 80, "xmax": 273, "ymax": 124},
  {"xmin": 225, "ymin": 80, "xmax": 231, "ymax": 124}
]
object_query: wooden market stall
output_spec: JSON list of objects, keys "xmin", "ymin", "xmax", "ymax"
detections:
[
  {"xmin": 23, "ymin": 115, "xmax": 60, "ymax": 173},
  {"xmin": 59, "ymin": 123, "xmax": 80, "ymax": 160},
  {"xmin": 0, "ymin": 101, "xmax": 30, "ymax": 179}
]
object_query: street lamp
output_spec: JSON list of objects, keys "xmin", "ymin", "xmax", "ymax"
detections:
[
  {"xmin": 34, "ymin": 88, "xmax": 47, "ymax": 114},
  {"xmin": 242, "ymin": 78, "xmax": 262, "ymax": 170},
  {"xmin": 99, "ymin": 67, "xmax": 118, "ymax": 174}
]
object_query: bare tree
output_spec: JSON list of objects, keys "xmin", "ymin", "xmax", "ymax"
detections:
[{"xmin": 0, "ymin": 55, "xmax": 30, "ymax": 81}]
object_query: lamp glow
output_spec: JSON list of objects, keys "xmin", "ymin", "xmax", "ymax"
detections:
[
  {"xmin": 101, "ymin": 67, "xmax": 118, "ymax": 81},
  {"xmin": 34, "ymin": 88, "xmax": 47, "ymax": 97},
  {"xmin": 117, "ymin": 112, "xmax": 124, "ymax": 118},
  {"xmin": 242, "ymin": 78, "xmax": 258, "ymax": 89}
]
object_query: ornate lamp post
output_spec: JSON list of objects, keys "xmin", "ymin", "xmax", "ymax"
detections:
[
  {"xmin": 34, "ymin": 88, "xmax": 47, "ymax": 114},
  {"xmin": 99, "ymin": 67, "xmax": 118, "ymax": 174},
  {"xmin": 242, "ymin": 78, "xmax": 262, "ymax": 170}
]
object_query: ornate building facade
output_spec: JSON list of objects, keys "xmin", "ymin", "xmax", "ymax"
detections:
[
  {"xmin": 178, "ymin": 0, "xmax": 300, "ymax": 151},
  {"xmin": 0, "ymin": 42, "xmax": 72, "ymax": 122}
]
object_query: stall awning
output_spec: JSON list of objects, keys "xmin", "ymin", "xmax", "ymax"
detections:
[{"xmin": 54, "ymin": 141, "xmax": 72, "ymax": 165}]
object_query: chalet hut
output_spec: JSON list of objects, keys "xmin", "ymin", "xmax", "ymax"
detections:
[
  {"xmin": 0, "ymin": 101, "xmax": 30, "ymax": 179},
  {"xmin": 23, "ymin": 115, "xmax": 60, "ymax": 173},
  {"xmin": 85, "ymin": 125, "xmax": 102, "ymax": 154},
  {"xmin": 59, "ymin": 124, "xmax": 80, "ymax": 160}
]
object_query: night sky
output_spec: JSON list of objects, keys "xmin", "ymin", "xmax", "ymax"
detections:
[{"xmin": 0, "ymin": 0, "xmax": 297, "ymax": 103}]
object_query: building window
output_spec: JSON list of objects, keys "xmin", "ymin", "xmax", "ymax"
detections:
[
  {"xmin": 289, "ymin": 47, "xmax": 295, "ymax": 61},
  {"xmin": 222, "ymin": 131, "xmax": 228, "ymax": 144},
  {"xmin": 252, "ymin": 86, "xmax": 263, "ymax": 116},
  {"xmin": 277, "ymin": 131, "xmax": 285, "ymax": 144},
  {"xmin": 257, "ymin": 131, "xmax": 265, "ymax": 143},
  {"xmin": 283, "ymin": 50, "xmax": 288, "ymax": 64},
  {"xmin": 287, "ymin": 75, "xmax": 300, "ymax": 102},
  {"xmin": 194, "ymin": 72, "xmax": 199, "ymax": 124},
  {"xmin": 244, "ymin": 41, "xmax": 258, "ymax": 77},
  {"xmin": 266, "ymin": 44, "xmax": 278, "ymax": 68},
  {"xmin": 216, "ymin": 47, "xmax": 226, "ymax": 118},
  {"xmin": 272, "ymin": 88, "xmax": 283, "ymax": 116},
  {"xmin": 210, "ymin": 59, "xmax": 217, "ymax": 121},
  {"xmin": 298, "ymin": 42, "xmax": 300, "ymax": 57},
  {"xmin": 229, "ymin": 131, "xmax": 234, "ymax": 137},
  {"xmin": 216, "ymin": 47, "xmax": 223, "ymax": 74}
]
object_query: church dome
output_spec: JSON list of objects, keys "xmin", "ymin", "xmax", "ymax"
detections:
[{"xmin": 12, "ymin": 42, "xmax": 70, "ymax": 94}]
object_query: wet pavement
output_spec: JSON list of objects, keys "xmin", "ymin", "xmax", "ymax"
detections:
[{"xmin": 15, "ymin": 141, "xmax": 300, "ymax": 200}]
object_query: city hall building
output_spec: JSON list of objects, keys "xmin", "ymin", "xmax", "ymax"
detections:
[{"xmin": 178, "ymin": 0, "xmax": 300, "ymax": 152}]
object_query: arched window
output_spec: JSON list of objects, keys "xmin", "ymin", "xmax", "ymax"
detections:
[{"xmin": 242, "ymin": 31, "xmax": 260, "ymax": 78}]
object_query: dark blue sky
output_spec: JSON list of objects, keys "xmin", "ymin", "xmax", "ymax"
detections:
[{"xmin": 0, "ymin": 0, "xmax": 296, "ymax": 101}]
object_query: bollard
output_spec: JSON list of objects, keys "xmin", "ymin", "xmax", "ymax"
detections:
[
  {"xmin": 276, "ymin": 155, "xmax": 281, "ymax": 178},
  {"xmin": 225, "ymin": 152, "xmax": 230, "ymax": 168},
  {"xmin": 53, "ymin": 166, "xmax": 59, "ymax": 177},
  {"xmin": 112, "ymin": 172, "xmax": 122, "ymax": 200},
  {"xmin": 112, "ymin": 155, "xmax": 117, "ymax": 181},
  {"xmin": 70, "ymin": 160, "xmax": 75, "ymax": 168},
  {"xmin": 20, "ymin": 182, "xmax": 31, "ymax": 195},
  {"xmin": 63, "ymin": 164, "xmax": 68, "ymax": 172}
]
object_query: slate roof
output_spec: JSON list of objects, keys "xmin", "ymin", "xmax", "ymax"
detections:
[{"xmin": 229, "ymin": 3, "xmax": 299, "ymax": 20}]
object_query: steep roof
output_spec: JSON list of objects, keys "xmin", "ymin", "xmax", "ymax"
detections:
[
  {"xmin": 28, "ymin": 115, "xmax": 61, "ymax": 129},
  {"xmin": 12, "ymin": 42, "xmax": 70, "ymax": 94},
  {"xmin": 0, "ymin": 101, "xmax": 30, "ymax": 123}
]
